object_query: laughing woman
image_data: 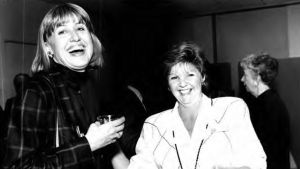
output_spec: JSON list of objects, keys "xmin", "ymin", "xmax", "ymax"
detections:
[
  {"xmin": 2, "ymin": 3, "xmax": 125, "ymax": 169},
  {"xmin": 127, "ymin": 42, "xmax": 266, "ymax": 169}
]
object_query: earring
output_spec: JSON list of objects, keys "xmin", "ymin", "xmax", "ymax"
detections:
[
  {"xmin": 47, "ymin": 52, "xmax": 53, "ymax": 58},
  {"xmin": 201, "ymin": 76, "xmax": 206, "ymax": 86},
  {"xmin": 202, "ymin": 81, "xmax": 207, "ymax": 87}
]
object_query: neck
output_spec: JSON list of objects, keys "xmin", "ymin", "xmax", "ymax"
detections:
[
  {"xmin": 179, "ymin": 105, "xmax": 198, "ymax": 118},
  {"xmin": 178, "ymin": 97, "xmax": 202, "ymax": 117},
  {"xmin": 256, "ymin": 83, "xmax": 270, "ymax": 97},
  {"xmin": 178, "ymin": 98, "xmax": 203, "ymax": 136},
  {"xmin": 179, "ymin": 93, "xmax": 203, "ymax": 112}
]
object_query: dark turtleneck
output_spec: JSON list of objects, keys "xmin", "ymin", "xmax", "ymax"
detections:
[{"xmin": 48, "ymin": 62, "xmax": 100, "ymax": 134}]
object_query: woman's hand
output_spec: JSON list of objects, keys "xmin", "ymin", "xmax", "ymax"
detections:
[
  {"xmin": 85, "ymin": 117, "xmax": 125, "ymax": 151},
  {"xmin": 111, "ymin": 144, "xmax": 130, "ymax": 169}
]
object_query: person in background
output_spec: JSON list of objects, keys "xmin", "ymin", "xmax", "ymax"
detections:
[
  {"xmin": 127, "ymin": 41, "xmax": 266, "ymax": 169},
  {"xmin": 0, "ymin": 73, "xmax": 30, "ymax": 166},
  {"xmin": 2, "ymin": 3, "xmax": 125, "ymax": 169},
  {"xmin": 4, "ymin": 73, "xmax": 30, "ymax": 117},
  {"xmin": 240, "ymin": 53, "xmax": 290, "ymax": 169},
  {"xmin": 117, "ymin": 72, "xmax": 150, "ymax": 159},
  {"xmin": 98, "ymin": 73, "xmax": 151, "ymax": 169}
]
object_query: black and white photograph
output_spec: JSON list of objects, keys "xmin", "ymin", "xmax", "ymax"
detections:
[{"xmin": 0, "ymin": 0, "xmax": 299, "ymax": 168}]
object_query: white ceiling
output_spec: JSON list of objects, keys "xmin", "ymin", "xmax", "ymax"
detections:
[{"xmin": 45, "ymin": 0, "xmax": 300, "ymax": 17}]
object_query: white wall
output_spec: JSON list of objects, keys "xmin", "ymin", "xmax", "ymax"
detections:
[
  {"xmin": 216, "ymin": 7, "xmax": 289, "ymax": 94},
  {"xmin": 0, "ymin": 0, "xmax": 54, "ymax": 107},
  {"xmin": 0, "ymin": 32, "xmax": 4, "ymax": 108},
  {"xmin": 191, "ymin": 16, "xmax": 214, "ymax": 63},
  {"xmin": 171, "ymin": 16, "xmax": 214, "ymax": 63},
  {"xmin": 287, "ymin": 4, "xmax": 300, "ymax": 58}
]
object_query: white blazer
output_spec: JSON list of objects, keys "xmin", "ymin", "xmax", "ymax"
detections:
[{"xmin": 128, "ymin": 95, "xmax": 266, "ymax": 169}]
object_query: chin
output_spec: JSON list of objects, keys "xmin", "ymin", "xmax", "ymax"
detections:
[{"xmin": 68, "ymin": 64, "xmax": 87, "ymax": 71}]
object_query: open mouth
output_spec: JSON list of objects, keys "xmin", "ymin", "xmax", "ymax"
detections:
[
  {"xmin": 69, "ymin": 48, "xmax": 85, "ymax": 55},
  {"xmin": 179, "ymin": 89, "xmax": 191, "ymax": 95}
]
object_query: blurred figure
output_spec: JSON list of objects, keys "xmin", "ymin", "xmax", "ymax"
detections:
[
  {"xmin": 118, "ymin": 72, "xmax": 150, "ymax": 159},
  {"xmin": 4, "ymin": 73, "xmax": 30, "ymax": 115},
  {"xmin": 0, "ymin": 105, "xmax": 4, "ymax": 166},
  {"xmin": 128, "ymin": 42, "xmax": 266, "ymax": 169},
  {"xmin": 2, "ymin": 3, "xmax": 125, "ymax": 169},
  {"xmin": 240, "ymin": 53, "xmax": 290, "ymax": 169},
  {"xmin": 0, "ymin": 105, "xmax": 4, "ymax": 129},
  {"xmin": 96, "ymin": 73, "xmax": 150, "ymax": 169},
  {"xmin": 0, "ymin": 73, "xmax": 30, "ymax": 166}
]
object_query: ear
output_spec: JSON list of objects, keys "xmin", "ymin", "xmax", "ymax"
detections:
[
  {"xmin": 255, "ymin": 75, "xmax": 261, "ymax": 86},
  {"xmin": 44, "ymin": 42, "xmax": 54, "ymax": 58}
]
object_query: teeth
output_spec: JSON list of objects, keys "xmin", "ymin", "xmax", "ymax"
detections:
[
  {"xmin": 179, "ymin": 89, "xmax": 190, "ymax": 94},
  {"xmin": 70, "ymin": 49, "xmax": 84, "ymax": 53},
  {"xmin": 68, "ymin": 44, "xmax": 85, "ymax": 53}
]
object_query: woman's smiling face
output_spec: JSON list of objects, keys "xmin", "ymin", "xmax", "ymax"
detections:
[
  {"xmin": 168, "ymin": 62, "xmax": 204, "ymax": 106},
  {"xmin": 45, "ymin": 15, "xmax": 93, "ymax": 72}
]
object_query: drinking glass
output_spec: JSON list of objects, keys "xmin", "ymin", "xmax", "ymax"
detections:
[{"xmin": 97, "ymin": 114, "xmax": 119, "ymax": 124}]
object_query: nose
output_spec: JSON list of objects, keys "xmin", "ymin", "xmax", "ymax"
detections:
[
  {"xmin": 70, "ymin": 31, "xmax": 80, "ymax": 42},
  {"xmin": 178, "ymin": 78, "xmax": 187, "ymax": 87}
]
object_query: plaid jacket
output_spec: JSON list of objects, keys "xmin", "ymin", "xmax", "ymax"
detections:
[{"xmin": 2, "ymin": 69, "xmax": 97, "ymax": 169}]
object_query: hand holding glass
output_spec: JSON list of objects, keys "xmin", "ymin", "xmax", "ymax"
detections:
[
  {"xmin": 97, "ymin": 114, "xmax": 120, "ymax": 124},
  {"xmin": 86, "ymin": 115, "xmax": 125, "ymax": 151}
]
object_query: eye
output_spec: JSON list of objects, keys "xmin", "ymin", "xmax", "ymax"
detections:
[
  {"xmin": 77, "ymin": 26, "xmax": 85, "ymax": 31},
  {"xmin": 77, "ymin": 24, "xmax": 87, "ymax": 31},
  {"xmin": 57, "ymin": 30, "xmax": 66, "ymax": 35},
  {"xmin": 56, "ymin": 27, "xmax": 68, "ymax": 35},
  {"xmin": 188, "ymin": 73, "xmax": 195, "ymax": 77},
  {"xmin": 169, "ymin": 76, "xmax": 178, "ymax": 80}
]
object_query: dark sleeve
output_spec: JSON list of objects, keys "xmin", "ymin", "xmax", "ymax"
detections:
[
  {"xmin": 2, "ymin": 85, "xmax": 95, "ymax": 169},
  {"xmin": 263, "ymin": 95, "xmax": 289, "ymax": 141},
  {"xmin": 115, "ymin": 89, "xmax": 148, "ymax": 158},
  {"xmin": 262, "ymin": 95, "xmax": 290, "ymax": 169}
]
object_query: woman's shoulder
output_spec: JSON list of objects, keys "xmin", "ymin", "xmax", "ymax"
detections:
[
  {"xmin": 26, "ymin": 73, "xmax": 56, "ymax": 97},
  {"xmin": 142, "ymin": 109, "xmax": 173, "ymax": 134},
  {"xmin": 212, "ymin": 96, "xmax": 245, "ymax": 106},
  {"xmin": 211, "ymin": 96, "xmax": 248, "ymax": 116},
  {"xmin": 144, "ymin": 109, "xmax": 173, "ymax": 125}
]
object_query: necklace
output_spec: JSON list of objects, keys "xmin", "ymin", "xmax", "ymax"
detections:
[{"xmin": 172, "ymin": 131, "xmax": 204, "ymax": 169}]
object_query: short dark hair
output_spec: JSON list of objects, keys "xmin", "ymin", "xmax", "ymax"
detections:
[{"xmin": 164, "ymin": 41, "xmax": 208, "ymax": 79}]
